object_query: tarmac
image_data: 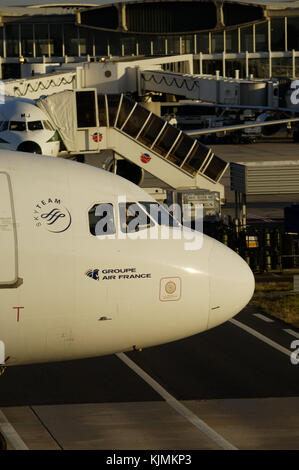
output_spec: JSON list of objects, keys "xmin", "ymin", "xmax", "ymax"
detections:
[{"xmin": 1, "ymin": 301, "xmax": 299, "ymax": 450}]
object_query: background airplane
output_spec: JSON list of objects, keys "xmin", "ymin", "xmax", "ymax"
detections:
[{"xmin": 0, "ymin": 98, "xmax": 60, "ymax": 156}]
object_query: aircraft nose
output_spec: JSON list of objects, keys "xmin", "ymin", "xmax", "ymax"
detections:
[{"xmin": 208, "ymin": 240, "xmax": 255, "ymax": 330}]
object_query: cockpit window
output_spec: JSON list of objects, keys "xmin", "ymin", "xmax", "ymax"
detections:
[
  {"xmin": 10, "ymin": 121, "xmax": 26, "ymax": 131},
  {"xmin": 28, "ymin": 120, "xmax": 43, "ymax": 131},
  {"xmin": 0, "ymin": 121, "xmax": 9, "ymax": 131},
  {"xmin": 119, "ymin": 202, "xmax": 154, "ymax": 233},
  {"xmin": 138, "ymin": 202, "xmax": 180, "ymax": 227},
  {"xmin": 89, "ymin": 203, "xmax": 115, "ymax": 236},
  {"xmin": 43, "ymin": 120, "xmax": 54, "ymax": 131}
]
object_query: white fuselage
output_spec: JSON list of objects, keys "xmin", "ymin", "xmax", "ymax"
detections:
[{"xmin": 0, "ymin": 151, "xmax": 254, "ymax": 366}]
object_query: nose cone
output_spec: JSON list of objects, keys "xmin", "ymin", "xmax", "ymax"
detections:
[{"xmin": 208, "ymin": 241, "xmax": 255, "ymax": 329}]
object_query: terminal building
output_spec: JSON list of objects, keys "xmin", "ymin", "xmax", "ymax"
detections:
[{"xmin": 0, "ymin": 0, "xmax": 299, "ymax": 80}]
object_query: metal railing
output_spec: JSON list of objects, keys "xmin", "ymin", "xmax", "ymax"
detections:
[{"xmin": 98, "ymin": 93, "xmax": 228, "ymax": 182}]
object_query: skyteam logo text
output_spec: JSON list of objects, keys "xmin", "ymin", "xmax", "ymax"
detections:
[{"xmin": 33, "ymin": 198, "xmax": 72, "ymax": 233}]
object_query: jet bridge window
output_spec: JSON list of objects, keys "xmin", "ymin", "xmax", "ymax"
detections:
[
  {"xmin": 89, "ymin": 203, "xmax": 115, "ymax": 236},
  {"xmin": 9, "ymin": 121, "xmax": 26, "ymax": 132},
  {"xmin": 76, "ymin": 90, "xmax": 97, "ymax": 128},
  {"xmin": 119, "ymin": 202, "xmax": 154, "ymax": 233}
]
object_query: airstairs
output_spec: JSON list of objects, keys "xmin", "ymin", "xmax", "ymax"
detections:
[
  {"xmin": 36, "ymin": 90, "xmax": 228, "ymax": 197},
  {"xmin": 97, "ymin": 94, "xmax": 228, "ymax": 196}
]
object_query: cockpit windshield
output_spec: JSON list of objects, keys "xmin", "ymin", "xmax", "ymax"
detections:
[
  {"xmin": 28, "ymin": 120, "xmax": 43, "ymax": 131},
  {"xmin": 119, "ymin": 202, "xmax": 154, "ymax": 233},
  {"xmin": 9, "ymin": 121, "xmax": 26, "ymax": 132},
  {"xmin": 138, "ymin": 202, "xmax": 181, "ymax": 227}
]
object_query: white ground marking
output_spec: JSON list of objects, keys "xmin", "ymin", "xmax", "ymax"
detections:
[
  {"xmin": 253, "ymin": 313, "xmax": 274, "ymax": 323},
  {"xmin": 116, "ymin": 352, "xmax": 238, "ymax": 451},
  {"xmin": 0, "ymin": 410, "xmax": 29, "ymax": 450},
  {"xmin": 284, "ymin": 329, "xmax": 299, "ymax": 339},
  {"xmin": 229, "ymin": 319, "xmax": 291, "ymax": 357}
]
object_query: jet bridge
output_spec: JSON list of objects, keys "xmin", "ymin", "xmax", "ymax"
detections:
[
  {"xmin": 140, "ymin": 70, "xmax": 279, "ymax": 107},
  {"xmin": 3, "ymin": 70, "xmax": 77, "ymax": 100},
  {"xmin": 141, "ymin": 70, "xmax": 224, "ymax": 102},
  {"xmin": 36, "ymin": 90, "xmax": 228, "ymax": 198},
  {"xmin": 5, "ymin": 56, "xmax": 278, "ymax": 109}
]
